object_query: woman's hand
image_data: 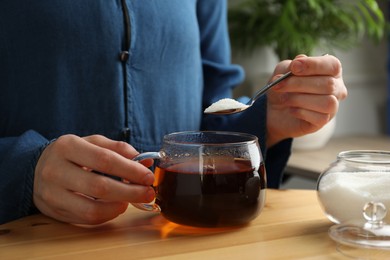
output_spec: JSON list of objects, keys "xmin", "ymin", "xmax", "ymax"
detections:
[
  {"xmin": 33, "ymin": 134, "xmax": 155, "ymax": 225},
  {"xmin": 266, "ymin": 54, "xmax": 348, "ymax": 147}
]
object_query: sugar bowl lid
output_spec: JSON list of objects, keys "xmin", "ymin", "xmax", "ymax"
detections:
[{"xmin": 329, "ymin": 201, "xmax": 390, "ymax": 250}]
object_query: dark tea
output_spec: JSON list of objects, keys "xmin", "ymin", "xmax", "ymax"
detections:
[{"xmin": 153, "ymin": 157, "xmax": 266, "ymax": 227}]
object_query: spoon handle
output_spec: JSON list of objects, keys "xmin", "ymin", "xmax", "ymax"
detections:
[{"xmin": 249, "ymin": 71, "xmax": 292, "ymax": 105}]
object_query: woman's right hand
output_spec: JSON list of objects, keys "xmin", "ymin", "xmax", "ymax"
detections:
[
  {"xmin": 33, "ymin": 134, "xmax": 155, "ymax": 225},
  {"xmin": 266, "ymin": 54, "xmax": 347, "ymax": 147}
]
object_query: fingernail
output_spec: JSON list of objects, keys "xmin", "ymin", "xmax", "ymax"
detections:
[
  {"xmin": 146, "ymin": 187, "xmax": 155, "ymax": 202},
  {"xmin": 143, "ymin": 172, "xmax": 155, "ymax": 186},
  {"xmin": 292, "ymin": 60, "xmax": 304, "ymax": 73}
]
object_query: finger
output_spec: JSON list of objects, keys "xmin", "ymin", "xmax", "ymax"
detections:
[
  {"xmin": 34, "ymin": 175, "xmax": 128, "ymax": 224},
  {"xmin": 71, "ymin": 199, "xmax": 128, "ymax": 225},
  {"xmin": 272, "ymin": 73, "xmax": 347, "ymax": 102},
  {"xmin": 282, "ymin": 93, "xmax": 339, "ymax": 116},
  {"xmin": 52, "ymin": 135, "xmax": 154, "ymax": 185},
  {"xmin": 58, "ymin": 165, "xmax": 156, "ymax": 202},
  {"xmin": 83, "ymin": 135, "xmax": 137, "ymax": 159},
  {"xmin": 289, "ymin": 108, "xmax": 331, "ymax": 131},
  {"xmin": 272, "ymin": 75, "xmax": 336, "ymax": 95},
  {"xmin": 83, "ymin": 135, "xmax": 154, "ymax": 167},
  {"xmin": 273, "ymin": 60, "xmax": 292, "ymax": 75},
  {"xmin": 38, "ymin": 189, "xmax": 129, "ymax": 225},
  {"xmin": 74, "ymin": 198, "xmax": 128, "ymax": 225},
  {"xmin": 290, "ymin": 55, "xmax": 342, "ymax": 77}
]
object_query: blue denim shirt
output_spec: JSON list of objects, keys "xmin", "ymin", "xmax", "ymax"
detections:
[{"xmin": 0, "ymin": 0, "xmax": 291, "ymax": 224}]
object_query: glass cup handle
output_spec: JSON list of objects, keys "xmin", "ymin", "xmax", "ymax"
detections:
[{"xmin": 131, "ymin": 151, "xmax": 163, "ymax": 212}]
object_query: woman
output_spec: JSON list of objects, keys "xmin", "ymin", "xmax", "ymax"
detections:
[{"xmin": 0, "ymin": 0, "xmax": 346, "ymax": 224}]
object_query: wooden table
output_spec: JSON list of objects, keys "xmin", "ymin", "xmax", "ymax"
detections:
[
  {"xmin": 286, "ymin": 135, "xmax": 390, "ymax": 180},
  {"xmin": 1, "ymin": 189, "xmax": 383, "ymax": 260}
]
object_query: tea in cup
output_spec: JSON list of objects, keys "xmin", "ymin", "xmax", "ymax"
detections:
[{"xmin": 133, "ymin": 131, "xmax": 266, "ymax": 228}]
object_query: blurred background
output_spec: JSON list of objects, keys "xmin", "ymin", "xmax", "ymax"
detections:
[{"xmin": 227, "ymin": 0, "xmax": 389, "ymax": 189}]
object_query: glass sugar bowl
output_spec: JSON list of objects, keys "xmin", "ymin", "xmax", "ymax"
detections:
[{"xmin": 317, "ymin": 150, "xmax": 390, "ymax": 251}]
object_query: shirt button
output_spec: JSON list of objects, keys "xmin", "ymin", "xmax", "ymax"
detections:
[{"xmin": 119, "ymin": 51, "xmax": 129, "ymax": 61}]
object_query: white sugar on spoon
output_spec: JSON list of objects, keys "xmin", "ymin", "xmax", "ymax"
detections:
[
  {"xmin": 204, "ymin": 71, "xmax": 292, "ymax": 115},
  {"xmin": 204, "ymin": 98, "xmax": 249, "ymax": 114}
]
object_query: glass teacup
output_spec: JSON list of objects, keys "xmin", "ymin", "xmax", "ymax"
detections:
[{"xmin": 133, "ymin": 131, "xmax": 266, "ymax": 228}]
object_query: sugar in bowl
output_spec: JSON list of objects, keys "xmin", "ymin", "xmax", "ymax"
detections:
[{"xmin": 317, "ymin": 150, "xmax": 390, "ymax": 253}]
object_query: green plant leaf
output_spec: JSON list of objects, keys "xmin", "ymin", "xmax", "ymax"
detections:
[{"xmin": 228, "ymin": 0, "xmax": 387, "ymax": 60}]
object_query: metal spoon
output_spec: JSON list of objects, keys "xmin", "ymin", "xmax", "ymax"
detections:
[{"xmin": 204, "ymin": 71, "xmax": 292, "ymax": 115}]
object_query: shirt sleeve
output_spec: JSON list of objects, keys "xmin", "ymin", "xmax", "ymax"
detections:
[
  {"xmin": 197, "ymin": 0, "xmax": 292, "ymax": 188},
  {"xmin": 0, "ymin": 130, "xmax": 48, "ymax": 224}
]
